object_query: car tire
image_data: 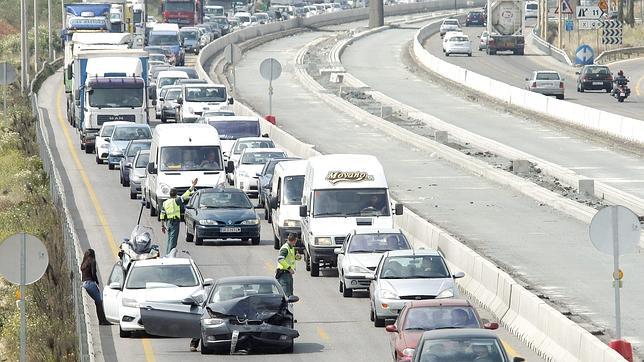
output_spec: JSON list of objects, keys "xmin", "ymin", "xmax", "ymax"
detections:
[
  {"xmin": 304, "ymin": 251, "xmax": 311, "ymax": 271},
  {"xmin": 144, "ymin": 194, "xmax": 150, "ymax": 209},
  {"xmin": 251, "ymin": 237, "xmax": 260, "ymax": 245},
  {"xmin": 160, "ymin": 112, "xmax": 167, "ymax": 123},
  {"xmin": 374, "ymin": 314, "xmax": 385, "ymax": 328},
  {"xmin": 284, "ymin": 339, "xmax": 294, "ymax": 353},
  {"xmin": 150, "ymin": 200, "xmax": 157, "ymax": 217},
  {"xmin": 84, "ymin": 145, "xmax": 92, "ymax": 154},
  {"xmin": 310, "ymin": 259, "xmax": 319, "ymax": 277},
  {"xmin": 108, "ymin": 163, "xmax": 115, "ymax": 170},
  {"xmin": 266, "ymin": 206, "xmax": 272, "ymax": 223},
  {"xmin": 195, "ymin": 227, "xmax": 204, "ymax": 245},
  {"xmin": 80, "ymin": 143, "xmax": 85, "ymax": 150},
  {"xmin": 274, "ymin": 235, "xmax": 281, "ymax": 250},
  {"xmin": 186, "ymin": 227, "xmax": 194, "ymax": 242},
  {"xmin": 556, "ymin": 94, "xmax": 564, "ymax": 100},
  {"xmin": 370, "ymin": 307, "xmax": 375, "ymax": 322},
  {"xmin": 605, "ymin": 87, "xmax": 612, "ymax": 93},
  {"xmin": 342, "ymin": 283, "xmax": 352, "ymax": 298},
  {"xmin": 96, "ymin": 155, "xmax": 102, "ymax": 164},
  {"xmin": 445, "ymin": 52, "xmax": 449, "ymax": 57},
  {"xmin": 468, "ymin": 53, "xmax": 472, "ymax": 57},
  {"xmin": 200, "ymin": 344, "xmax": 213, "ymax": 355},
  {"xmin": 119, "ymin": 326, "xmax": 131, "ymax": 338},
  {"xmin": 129, "ymin": 188, "xmax": 137, "ymax": 200}
]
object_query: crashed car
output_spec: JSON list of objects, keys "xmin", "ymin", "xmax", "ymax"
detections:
[{"xmin": 140, "ymin": 276, "xmax": 300, "ymax": 354}]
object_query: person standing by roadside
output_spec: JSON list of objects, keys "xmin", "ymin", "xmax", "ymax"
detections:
[
  {"xmin": 80, "ymin": 249, "xmax": 110, "ymax": 325},
  {"xmin": 276, "ymin": 233, "xmax": 301, "ymax": 296},
  {"xmin": 161, "ymin": 178, "xmax": 198, "ymax": 255}
]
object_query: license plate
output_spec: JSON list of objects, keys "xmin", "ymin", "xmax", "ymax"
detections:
[
  {"xmin": 593, "ymin": 81, "xmax": 603, "ymax": 85},
  {"xmin": 221, "ymin": 227, "xmax": 241, "ymax": 233}
]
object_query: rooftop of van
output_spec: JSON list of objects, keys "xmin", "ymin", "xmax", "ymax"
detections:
[
  {"xmin": 157, "ymin": 70, "xmax": 190, "ymax": 78},
  {"xmin": 153, "ymin": 124, "xmax": 221, "ymax": 146},
  {"xmin": 306, "ymin": 154, "xmax": 388, "ymax": 189},
  {"xmin": 204, "ymin": 116, "xmax": 260, "ymax": 122},
  {"xmin": 151, "ymin": 23, "xmax": 180, "ymax": 31},
  {"xmin": 275, "ymin": 159, "xmax": 307, "ymax": 175}
]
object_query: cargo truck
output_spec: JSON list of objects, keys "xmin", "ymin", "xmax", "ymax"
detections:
[
  {"xmin": 486, "ymin": 0, "xmax": 525, "ymax": 55},
  {"xmin": 62, "ymin": 3, "xmax": 111, "ymax": 44}
]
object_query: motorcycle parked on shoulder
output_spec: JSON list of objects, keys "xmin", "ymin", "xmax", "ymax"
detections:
[{"xmin": 118, "ymin": 202, "xmax": 159, "ymax": 270}]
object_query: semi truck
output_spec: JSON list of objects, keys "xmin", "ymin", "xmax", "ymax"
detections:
[
  {"xmin": 162, "ymin": 0, "xmax": 203, "ymax": 26},
  {"xmin": 62, "ymin": 3, "xmax": 111, "ymax": 44},
  {"xmin": 486, "ymin": 0, "xmax": 525, "ymax": 55},
  {"xmin": 69, "ymin": 49, "xmax": 149, "ymax": 153}
]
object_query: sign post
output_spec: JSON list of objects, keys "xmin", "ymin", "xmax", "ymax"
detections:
[
  {"xmin": 0, "ymin": 233, "xmax": 50, "ymax": 362},
  {"xmin": 259, "ymin": 58, "xmax": 282, "ymax": 118},
  {"xmin": 223, "ymin": 44, "xmax": 242, "ymax": 98},
  {"xmin": 0, "ymin": 62, "xmax": 18, "ymax": 125}
]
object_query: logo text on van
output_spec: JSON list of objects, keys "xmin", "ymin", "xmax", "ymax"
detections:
[{"xmin": 325, "ymin": 171, "xmax": 374, "ymax": 184}]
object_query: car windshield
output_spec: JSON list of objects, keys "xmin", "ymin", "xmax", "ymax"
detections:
[
  {"xmin": 380, "ymin": 255, "xmax": 449, "ymax": 279},
  {"xmin": 198, "ymin": 191, "xmax": 252, "ymax": 209},
  {"xmin": 148, "ymin": 33, "xmax": 179, "ymax": 46},
  {"xmin": 536, "ymin": 72, "xmax": 560, "ymax": 80},
  {"xmin": 313, "ymin": 188, "xmax": 390, "ymax": 217},
  {"xmin": 126, "ymin": 264, "xmax": 198, "ymax": 289},
  {"xmin": 348, "ymin": 233, "xmax": 410, "ymax": 253},
  {"xmin": 112, "ymin": 126, "xmax": 151, "ymax": 141},
  {"xmin": 100, "ymin": 125, "xmax": 115, "ymax": 137},
  {"xmin": 418, "ymin": 337, "xmax": 504, "ymax": 362},
  {"xmin": 160, "ymin": 146, "xmax": 223, "ymax": 171},
  {"xmin": 158, "ymin": 76, "xmax": 186, "ymax": 88},
  {"xmin": 185, "ymin": 86, "xmax": 227, "ymax": 102},
  {"xmin": 165, "ymin": 89, "xmax": 181, "ymax": 100},
  {"xmin": 210, "ymin": 282, "xmax": 281, "ymax": 302},
  {"xmin": 233, "ymin": 139, "xmax": 275, "ymax": 154},
  {"xmin": 283, "ymin": 175, "xmax": 304, "ymax": 205},
  {"xmin": 181, "ymin": 30, "xmax": 199, "ymax": 40},
  {"xmin": 164, "ymin": 2, "xmax": 193, "ymax": 11},
  {"xmin": 404, "ymin": 306, "xmax": 481, "ymax": 330},
  {"xmin": 126, "ymin": 142, "xmax": 151, "ymax": 156},
  {"xmin": 241, "ymin": 152, "xmax": 286, "ymax": 165},
  {"xmin": 135, "ymin": 153, "xmax": 150, "ymax": 168},
  {"xmin": 89, "ymin": 88, "xmax": 144, "ymax": 108}
]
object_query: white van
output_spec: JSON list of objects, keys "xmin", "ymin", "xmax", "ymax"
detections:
[
  {"xmin": 146, "ymin": 124, "xmax": 227, "ymax": 217},
  {"xmin": 176, "ymin": 83, "xmax": 233, "ymax": 123},
  {"xmin": 269, "ymin": 160, "xmax": 307, "ymax": 250},
  {"xmin": 299, "ymin": 154, "xmax": 403, "ymax": 276},
  {"xmin": 197, "ymin": 116, "xmax": 262, "ymax": 161}
]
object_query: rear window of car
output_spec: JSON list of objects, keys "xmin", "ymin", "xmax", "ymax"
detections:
[
  {"xmin": 536, "ymin": 72, "xmax": 560, "ymax": 80},
  {"xmin": 444, "ymin": 20, "xmax": 458, "ymax": 25},
  {"xmin": 450, "ymin": 36, "xmax": 468, "ymax": 42},
  {"xmin": 584, "ymin": 66, "xmax": 610, "ymax": 75}
]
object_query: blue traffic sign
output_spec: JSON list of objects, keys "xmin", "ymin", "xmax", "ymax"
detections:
[
  {"xmin": 575, "ymin": 44, "xmax": 595, "ymax": 65},
  {"xmin": 565, "ymin": 19, "xmax": 574, "ymax": 31}
]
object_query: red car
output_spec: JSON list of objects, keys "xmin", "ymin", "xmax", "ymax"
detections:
[{"xmin": 385, "ymin": 299, "xmax": 498, "ymax": 362}]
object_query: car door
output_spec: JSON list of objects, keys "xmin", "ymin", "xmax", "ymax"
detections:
[
  {"xmin": 271, "ymin": 176, "xmax": 282, "ymax": 237},
  {"xmin": 139, "ymin": 301, "xmax": 203, "ymax": 338},
  {"xmin": 337, "ymin": 234, "xmax": 350, "ymax": 276},
  {"xmin": 184, "ymin": 192, "xmax": 199, "ymax": 231},
  {"xmin": 103, "ymin": 262, "xmax": 126, "ymax": 323}
]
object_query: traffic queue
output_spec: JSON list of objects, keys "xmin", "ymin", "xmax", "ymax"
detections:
[{"xmin": 65, "ymin": 6, "xmax": 524, "ymax": 362}]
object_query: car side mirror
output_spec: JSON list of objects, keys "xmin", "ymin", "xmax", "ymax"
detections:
[
  {"xmin": 575, "ymin": 71, "xmax": 580, "ymax": 75},
  {"xmin": 484, "ymin": 322, "xmax": 499, "ymax": 330},
  {"xmin": 147, "ymin": 162, "xmax": 157, "ymax": 175},
  {"xmin": 181, "ymin": 296, "xmax": 198, "ymax": 306},
  {"xmin": 287, "ymin": 295, "xmax": 300, "ymax": 303},
  {"xmin": 299, "ymin": 205, "xmax": 307, "ymax": 217},
  {"xmin": 159, "ymin": 97, "xmax": 165, "ymax": 102},
  {"xmin": 513, "ymin": 358, "xmax": 526, "ymax": 362},
  {"xmin": 524, "ymin": 78, "xmax": 529, "ymax": 81},
  {"xmin": 269, "ymin": 195, "xmax": 279, "ymax": 209},
  {"xmin": 104, "ymin": 137, "xmax": 110, "ymax": 142},
  {"xmin": 225, "ymin": 160, "xmax": 234, "ymax": 173},
  {"xmin": 203, "ymin": 278, "xmax": 214, "ymax": 286},
  {"xmin": 453, "ymin": 271, "xmax": 465, "ymax": 279},
  {"xmin": 228, "ymin": 97, "xmax": 234, "ymax": 105},
  {"xmin": 125, "ymin": 163, "xmax": 132, "ymax": 169},
  {"xmin": 256, "ymin": 172, "xmax": 261, "ymax": 177},
  {"xmin": 108, "ymin": 282, "xmax": 121, "ymax": 290},
  {"xmin": 333, "ymin": 248, "xmax": 344, "ymax": 255},
  {"xmin": 262, "ymin": 133, "xmax": 269, "ymax": 138},
  {"xmin": 394, "ymin": 203, "xmax": 403, "ymax": 215},
  {"xmin": 151, "ymin": 100, "xmax": 157, "ymax": 106},
  {"xmin": 385, "ymin": 324, "xmax": 398, "ymax": 333}
]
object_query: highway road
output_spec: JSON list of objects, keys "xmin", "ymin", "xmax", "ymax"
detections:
[
  {"xmin": 423, "ymin": 23, "xmax": 644, "ymax": 121},
  {"xmin": 339, "ymin": 20, "xmax": 644, "ymax": 350},
  {"xmin": 229, "ymin": 24, "xmax": 644, "ymax": 355},
  {"xmin": 37, "ymin": 36, "xmax": 541, "ymax": 362}
]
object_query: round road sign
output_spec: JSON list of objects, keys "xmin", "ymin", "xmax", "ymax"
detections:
[
  {"xmin": 259, "ymin": 58, "xmax": 282, "ymax": 81},
  {"xmin": 0, "ymin": 233, "xmax": 49, "ymax": 285},
  {"xmin": 589, "ymin": 205, "xmax": 640, "ymax": 256},
  {"xmin": 613, "ymin": 269, "xmax": 624, "ymax": 280}
]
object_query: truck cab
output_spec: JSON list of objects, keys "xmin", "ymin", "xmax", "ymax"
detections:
[{"xmin": 298, "ymin": 154, "xmax": 403, "ymax": 277}]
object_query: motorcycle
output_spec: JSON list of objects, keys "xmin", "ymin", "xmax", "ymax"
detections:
[
  {"xmin": 612, "ymin": 81, "xmax": 631, "ymax": 103},
  {"xmin": 118, "ymin": 202, "xmax": 160, "ymax": 270}
]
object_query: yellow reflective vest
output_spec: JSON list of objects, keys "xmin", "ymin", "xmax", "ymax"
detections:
[
  {"xmin": 160, "ymin": 189, "xmax": 192, "ymax": 220},
  {"xmin": 277, "ymin": 243, "xmax": 296, "ymax": 271}
]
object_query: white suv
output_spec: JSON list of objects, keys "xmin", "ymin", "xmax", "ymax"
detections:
[{"xmin": 439, "ymin": 18, "xmax": 460, "ymax": 37}]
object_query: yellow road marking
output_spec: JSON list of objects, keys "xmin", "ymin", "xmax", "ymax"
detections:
[
  {"xmin": 501, "ymin": 338, "xmax": 520, "ymax": 358},
  {"xmin": 55, "ymin": 86, "xmax": 155, "ymax": 362},
  {"xmin": 316, "ymin": 326, "xmax": 330, "ymax": 342},
  {"xmin": 636, "ymin": 75, "xmax": 643, "ymax": 97}
]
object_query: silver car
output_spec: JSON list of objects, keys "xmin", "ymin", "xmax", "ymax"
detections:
[
  {"xmin": 369, "ymin": 249, "xmax": 464, "ymax": 327},
  {"xmin": 129, "ymin": 150, "xmax": 149, "ymax": 199},
  {"xmin": 478, "ymin": 31, "xmax": 490, "ymax": 50},
  {"xmin": 526, "ymin": 70, "xmax": 565, "ymax": 99},
  {"xmin": 439, "ymin": 18, "xmax": 460, "ymax": 37},
  {"xmin": 335, "ymin": 229, "xmax": 412, "ymax": 297}
]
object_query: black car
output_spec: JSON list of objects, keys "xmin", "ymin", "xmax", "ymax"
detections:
[
  {"xmin": 465, "ymin": 11, "xmax": 485, "ymax": 26},
  {"xmin": 257, "ymin": 157, "xmax": 301, "ymax": 214},
  {"xmin": 120, "ymin": 140, "xmax": 151, "ymax": 187},
  {"xmin": 211, "ymin": 16, "xmax": 231, "ymax": 35},
  {"xmin": 576, "ymin": 65, "xmax": 613, "ymax": 93},
  {"xmin": 184, "ymin": 188, "xmax": 260, "ymax": 245},
  {"xmin": 144, "ymin": 46, "xmax": 175, "ymax": 64},
  {"xmin": 140, "ymin": 276, "xmax": 300, "ymax": 354}
]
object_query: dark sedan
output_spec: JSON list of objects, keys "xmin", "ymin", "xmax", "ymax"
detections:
[
  {"xmin": 184, "ymin": 188, "xmax": 260, "ymax": 245},
  {"xmin": 465, "ymin": 11, "xmax": 485, "ymax": 26},
  {"xmin": 413, "ymin": 329, "xmax": 525, "ymax": 362},
  {"xmin": 120, "ymin": 139, "xmax": 151, "ymax": 187},
  {"xmin": 139, "ymin": 276, "xmax": 299, "ymax": 355},
  {"xmin": 576, "ymin": 65, "xmax": 613, "ymax": 92}
]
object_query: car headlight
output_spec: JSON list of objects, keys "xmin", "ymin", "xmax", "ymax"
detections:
[
  {"xmin": 402, "ymin": 348, "xmax": 415, "ymax": 357},
  {"xmin": 380, "ymin": 289, "xmax": 398, "ymax": 300},
  {"xmin": 199, "ymin": 219, "xmax": 218, "ymax": 225},
  {"xmin": 314, "ymin": 237, "xmax": 332, "ymax": 246},
  {"xmin": 284, "ymin": 219, "xmax": 299, "ymax": 227},
  {"xmin": 159, "ymin": 183, "xmax": 171, "ymax": 196},
  {"xmin": 241, "ymin": 218, "xmax": 259, "ymax": 225},
  {"xmin": 348, "ymin": 265, "xmax": 371, "ymax": 274},
  {"xmin": 436, "ymin": 288, "xmax": 454, "ymax": 299},
  {"xmin": 121, "ymin": 297, "xmax": 139, "ymax": 308},
  {"xmin": 202, "ymin": 318, "xmax": 225, "ymax": 327}
]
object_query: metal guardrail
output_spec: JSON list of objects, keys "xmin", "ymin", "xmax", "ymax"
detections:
[
  {"xmin": 595, "ymin": 46, "xmax": 644, "ymax": 64},
  {"xmin": 29, "ymin": 59, "xmax": 94, "ymax": 362},
  {"xmin": 531, "ymin": 27, "xmax": 574, "ymax": 66}
]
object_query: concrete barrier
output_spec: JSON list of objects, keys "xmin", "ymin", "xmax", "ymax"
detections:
[{"xmin": 413, "ymin": 23, "xmax": 644, "ymax": 146}]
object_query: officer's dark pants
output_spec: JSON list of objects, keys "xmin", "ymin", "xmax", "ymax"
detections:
[
  {"xmin": 277, "ymin": 272, "xmax": 293, "ymax": 296},
  {"xmin": 166, "ymin": 219, "xmax": 180, "ymax": 255}
]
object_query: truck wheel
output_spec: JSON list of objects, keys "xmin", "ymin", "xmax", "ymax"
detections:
[
  {"xmin": 80, "ymin": 143, "xmax": 85, "ymax": 150},
  {"xmin": 129, "ymin": 188, "xmax": 137, "ymax": 200},
  {"xmin": 186, "ymin": 228, "xmax": 194, "ymax": 242},
  {"xmin": 96, "ymin": 155, "xmax": 103, "ymax": 164},
  {"xmin": 310, "ymin": 259, "xmax": 319, "ymax": 277},
  {"xmin": 304, "ymin": 251, "xmax": 311, "ymax": 271},
  {"xmin": 343, "ymin": 285, "xmax": 352, "ymax": 298},
  {"xmin": 84, "ymin": 146, "xmax": 92, "ymax": 154},
  {"xmin": 251, "ymin": 237, "xmax": 260, "ymax": 245},
  {"xmin": 108, "ymin": 163, "xmax": 115, "ymax": 170}
]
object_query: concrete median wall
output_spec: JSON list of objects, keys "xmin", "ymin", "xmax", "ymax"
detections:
[{"xmin": 413, "ymin": 21, "xmax": 644, "ymax": 146}]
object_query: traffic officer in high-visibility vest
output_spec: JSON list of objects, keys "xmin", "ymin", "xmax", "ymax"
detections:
[
  {"xmin": 276, "ymin": 233, "xmax": 301, "ymax": 296},
  {"xmin": 161, "ymin": 178, "xmax": 198, "ymax": 255}
]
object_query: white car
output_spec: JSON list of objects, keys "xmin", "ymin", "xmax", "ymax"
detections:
[
  {"xmin": 226, "ymin": 137, "xmax": 276, "ymax": 182},
  {"xmin": 335, "ymin": 229, "xmax": 412, "ymax": 297},
  {"xmin": 95, "ymin": 121, "xmax": 131, "ymax": 164},
  {"xmin": 232, "ymin": 148, "xmax": 287, "ymax": 196},
  {"xmin": 444, "ymin": 34, "xmax": 472, "ymax": 57},
  {"xmin": 155, "ymin": 85, "xmax": 180, "ymax": 119},
  {"xmin": 102, "ymin": 257, "xmax": 213, "ymax": 338},
  {"xmin": 234, "ymin": 12, "xmax": 252, "ymax": 27},
  {"xmin": 525, "ymin": 1, "xmax": 538, "ymax": 19},
  {"xmin": 176, "ymin": 84, "xmax": 232, "ymax": 123},
  {"xmin": 154, "ymin": 70, "xmax": 189, "ymax": 115},
  {"xmin": 442, "ymin": 30, "xmax": 464, "ymax": 52},
  {"xmin": 439, "ymin": 18, "xmax": 460, "ymax": 37}
]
